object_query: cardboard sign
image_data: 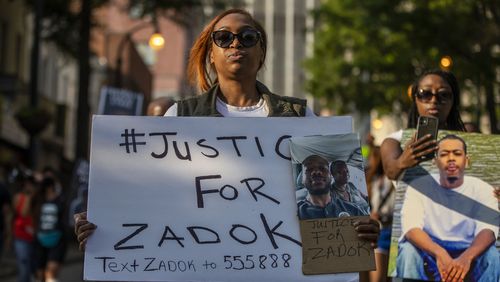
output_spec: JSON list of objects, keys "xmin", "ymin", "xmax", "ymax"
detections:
[
  {"xmin": 290, "ymin": 134, "xmax": 375, "ymax": 274},
  {"xmin": 300, "ymin": 217, "xmax": 374, "ymax": 274},
  {"xmin": 85, "ymin": 116, "xmax": 366, "ymax": 282}
]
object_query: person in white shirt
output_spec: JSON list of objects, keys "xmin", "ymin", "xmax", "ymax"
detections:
[{"xmin": 397, "ymin": 134, "xmax": 499, "ymax": 281}]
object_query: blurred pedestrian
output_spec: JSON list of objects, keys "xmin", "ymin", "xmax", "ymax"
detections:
[
  {"xmin": 33, "ymin": 177, "xmax": 66, "ymax": 282},
  {"xmin": 0, "ymin": 177, "xmax": 12, "ymax": 258},
  {"xmin": 12, "ymin": 173, "xmax": 36, "ymax": 282}
]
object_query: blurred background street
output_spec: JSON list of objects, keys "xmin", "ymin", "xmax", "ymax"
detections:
[{"xmin": 1, "ymin": 240, "xmax": 83, "ymax": 281}]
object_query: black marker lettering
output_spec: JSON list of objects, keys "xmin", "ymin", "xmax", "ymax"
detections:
[
  {"xmin": 357, "ymin": 241, "xmax": 371, "ymax": 256},
  {"xmin": 158, "ymin": 226, "xmax": 185, "ymax": 247},
  {"xmin": 219, "ymin": 185, "xmax": 238, "ymax": 200},
  {"xmin": 260, "ymin": 213, "xmax": 301, "ymax": 249},
  {"xmin": 197, "ymin": 139, "xmax": 219, "ymax": 158},
  {"xmin": 216, "ymin": 136, "xmax": 247, "ymax": 157},
  {"xmin": 173, "ymin": 141, "xmax": 191, "ymax": 161},
  {"xmin": 114, "ymin": 223, "xmax": 148, "ymax": 250},
  {"xmin": 168, "ymin": 261, "xmax": 177, "ymax": 271},
  {"xmin": 195, "ymin": 175, "xmax": 222, "ymax": 208},
  {"xmin": 178, "ymin": 261, "xmax": 187, "ymax": 272},
  {"xmin": 241, "ymin": 178, "xmax": 280, "ymax": 205},
  {"xmin": 229, "ymin": 224, "xmax": 257, "ymax": 244},
  {"xmin": 309, "ymin": 248, "xmax": 325, "ymax": 260},
  {"xmin": 311, "ymin": 231, "xmax": 326, "ymax": 244},
  {"xmin": 130, "ymin": 259, "xmax": 139, "ymax": 272},
  {"xmin": 187, "ymin": 226, "xmax": 221, "ymax": 244},
  {"xmin": 254, "ymin": 137, "xmax": 264, "ymax": 157},
  {"xmin": 275, "ymin": 135, "xmax": 291, "ymax": 160},
  {"xmin": 95, "ymin": 256, "xmax": 115, "ymax": 273},
  {"xmin": 149, "ymin": 132, "xmax": 177, "ymax": 158},
  {"xmin": 158, "ymin": 260, "xmax": 167, "ymax": 271},
  {"xmin": 144, "ymin": 257, "xmax": 157, "ymax": 271}
]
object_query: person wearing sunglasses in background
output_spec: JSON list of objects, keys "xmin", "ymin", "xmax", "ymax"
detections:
[
  {"xmin": 75, "ymin": 8, "xmax": 380, "ymax": 281},
  {"xmin": 372, "ymin": 70, "xmax": 466, "ymax": 282},
  {"xmin": 381, "ymin": 69, "xmax": 466, "ymax": 181}
]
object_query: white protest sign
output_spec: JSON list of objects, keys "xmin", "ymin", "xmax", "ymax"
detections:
[{"xmin": 85, "ymin": 116, "xmax": 361, "ymax": 282}]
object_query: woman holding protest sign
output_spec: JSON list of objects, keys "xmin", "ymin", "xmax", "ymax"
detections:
[{"xmin": 75, "ymin": 8, "xmax": 380, "ymax": 279}]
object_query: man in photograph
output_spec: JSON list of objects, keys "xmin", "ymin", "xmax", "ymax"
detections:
[
  {"xmin": 330, "ymin": 160, "xmax": 370, "ymax": 215},
  {"xmin": 297, "ymin": 155, "xmax": 364, "ymax": 220},
  {"xmin": 397, "ymin": 135, "xmax": 499, "ymax": 281}
]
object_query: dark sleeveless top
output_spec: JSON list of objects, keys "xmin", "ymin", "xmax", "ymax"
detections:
[{"xmin": 176, "ymin": 81, "xmax": 307, "ymax": 117}]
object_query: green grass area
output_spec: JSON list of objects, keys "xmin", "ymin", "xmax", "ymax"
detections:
[{"xmin": 387, "ymin": 237, "xmax": 399, "ymax": 277}]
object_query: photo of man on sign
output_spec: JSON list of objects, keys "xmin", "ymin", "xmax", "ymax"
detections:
[
  {"xmin": 297, "ymin": 155, "xmax": 365, "ymax": 220},
  {"xmin": 330, "ymin": 160, "xmax": 370, "ymax": 215},
  {"xmin": 396, "ymin": 134, "xmax": 499, "ymax": 281},
  {"xmin": 290, "ymin": 134, "xmax": 375, "ymax": 275}
]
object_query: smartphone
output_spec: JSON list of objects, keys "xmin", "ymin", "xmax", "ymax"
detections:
[{"xmin": 416, "ymin": 116, "xmax": 439, "ymax": 161}]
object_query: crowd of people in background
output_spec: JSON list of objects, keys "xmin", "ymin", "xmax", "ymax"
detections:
[{"xmin": 0, "ymin": 166, "xmax": 67, "ymax": 282}]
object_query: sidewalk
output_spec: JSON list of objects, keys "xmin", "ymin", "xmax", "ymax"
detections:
[{"xmin": 0, "ymin": 239, "xmax": 83, "ymax": 280}]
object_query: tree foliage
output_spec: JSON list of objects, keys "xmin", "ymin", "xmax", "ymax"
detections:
[{"xmin": 305, "ymin": 0, "xmax": 499, "ymax": 131}]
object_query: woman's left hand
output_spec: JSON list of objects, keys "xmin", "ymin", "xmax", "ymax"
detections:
[{"xmin": 353, "ymin": 217, "xmax": 380, "ymax": 248}]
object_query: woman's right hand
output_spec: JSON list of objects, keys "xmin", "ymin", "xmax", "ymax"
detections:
[
  {"xmin": 397, "ymin": 134, "xmax": 437, "ymax": 170},
  {"xmin": 74, "ymin": 212, "xmax": 97, "ymax": 251}
]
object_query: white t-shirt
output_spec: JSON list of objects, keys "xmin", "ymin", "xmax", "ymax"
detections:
[
  {"xmin": 382, "ymin": 129, "xmax": 404, "ymax": 187},
  {"xmin": 164, "ymin": 97, "xmax": 316, "ymax": 117},
  {"xmin": 400, "ymin": 174, "xmax": 499, "ymax": 244},
  {"xmin": 386, "ymin": 129, "xmax": 403, "ymax": 142}
]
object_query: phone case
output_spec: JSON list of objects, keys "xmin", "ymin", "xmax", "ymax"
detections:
[{"xmin": 416, "ymin": 116, "xmax": 438, "ymax": 160}]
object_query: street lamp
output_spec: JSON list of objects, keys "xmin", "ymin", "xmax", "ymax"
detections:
[
  {"xmin": 115, "ymin": 21, "xmax": 165, "ymax": 88},
  {"xmin": 440, "ymin": 56, "xmax": 453, "ymax": 70},
  {"xmin": 149, "ymin": 32, "xmax": 165, "ymax": 51}
]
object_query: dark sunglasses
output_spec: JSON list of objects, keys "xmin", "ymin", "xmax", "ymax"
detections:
[
  {"xmin": 211, "ymin": 29, "xmax": 261, "ymax": 48},
  {"xmin": 416, "ymin": 89, "xmax": 453, "ymax": 104}
]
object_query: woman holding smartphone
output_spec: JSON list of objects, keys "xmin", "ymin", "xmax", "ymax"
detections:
[
  {"xmin": 381, "ymin": 69, "xmax": 465, "ymax": 181},
  {"xmin": 370, "ymin": 70, "xmax": 465, "ymax": 282}
]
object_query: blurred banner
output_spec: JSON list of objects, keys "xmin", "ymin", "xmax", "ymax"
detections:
[{"xmin": 97, "ymin": 86, "xmax": 144, "ymax": 116}]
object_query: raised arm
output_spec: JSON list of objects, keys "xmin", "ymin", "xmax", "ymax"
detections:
[{"xmin": 380, "ymin": 134, "xmax": 436, "ymax": 180}]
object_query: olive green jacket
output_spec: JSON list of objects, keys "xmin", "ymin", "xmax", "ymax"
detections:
[{"xmin": 176, "ymin": 81, "xmax": 306, "ymax": 117}]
